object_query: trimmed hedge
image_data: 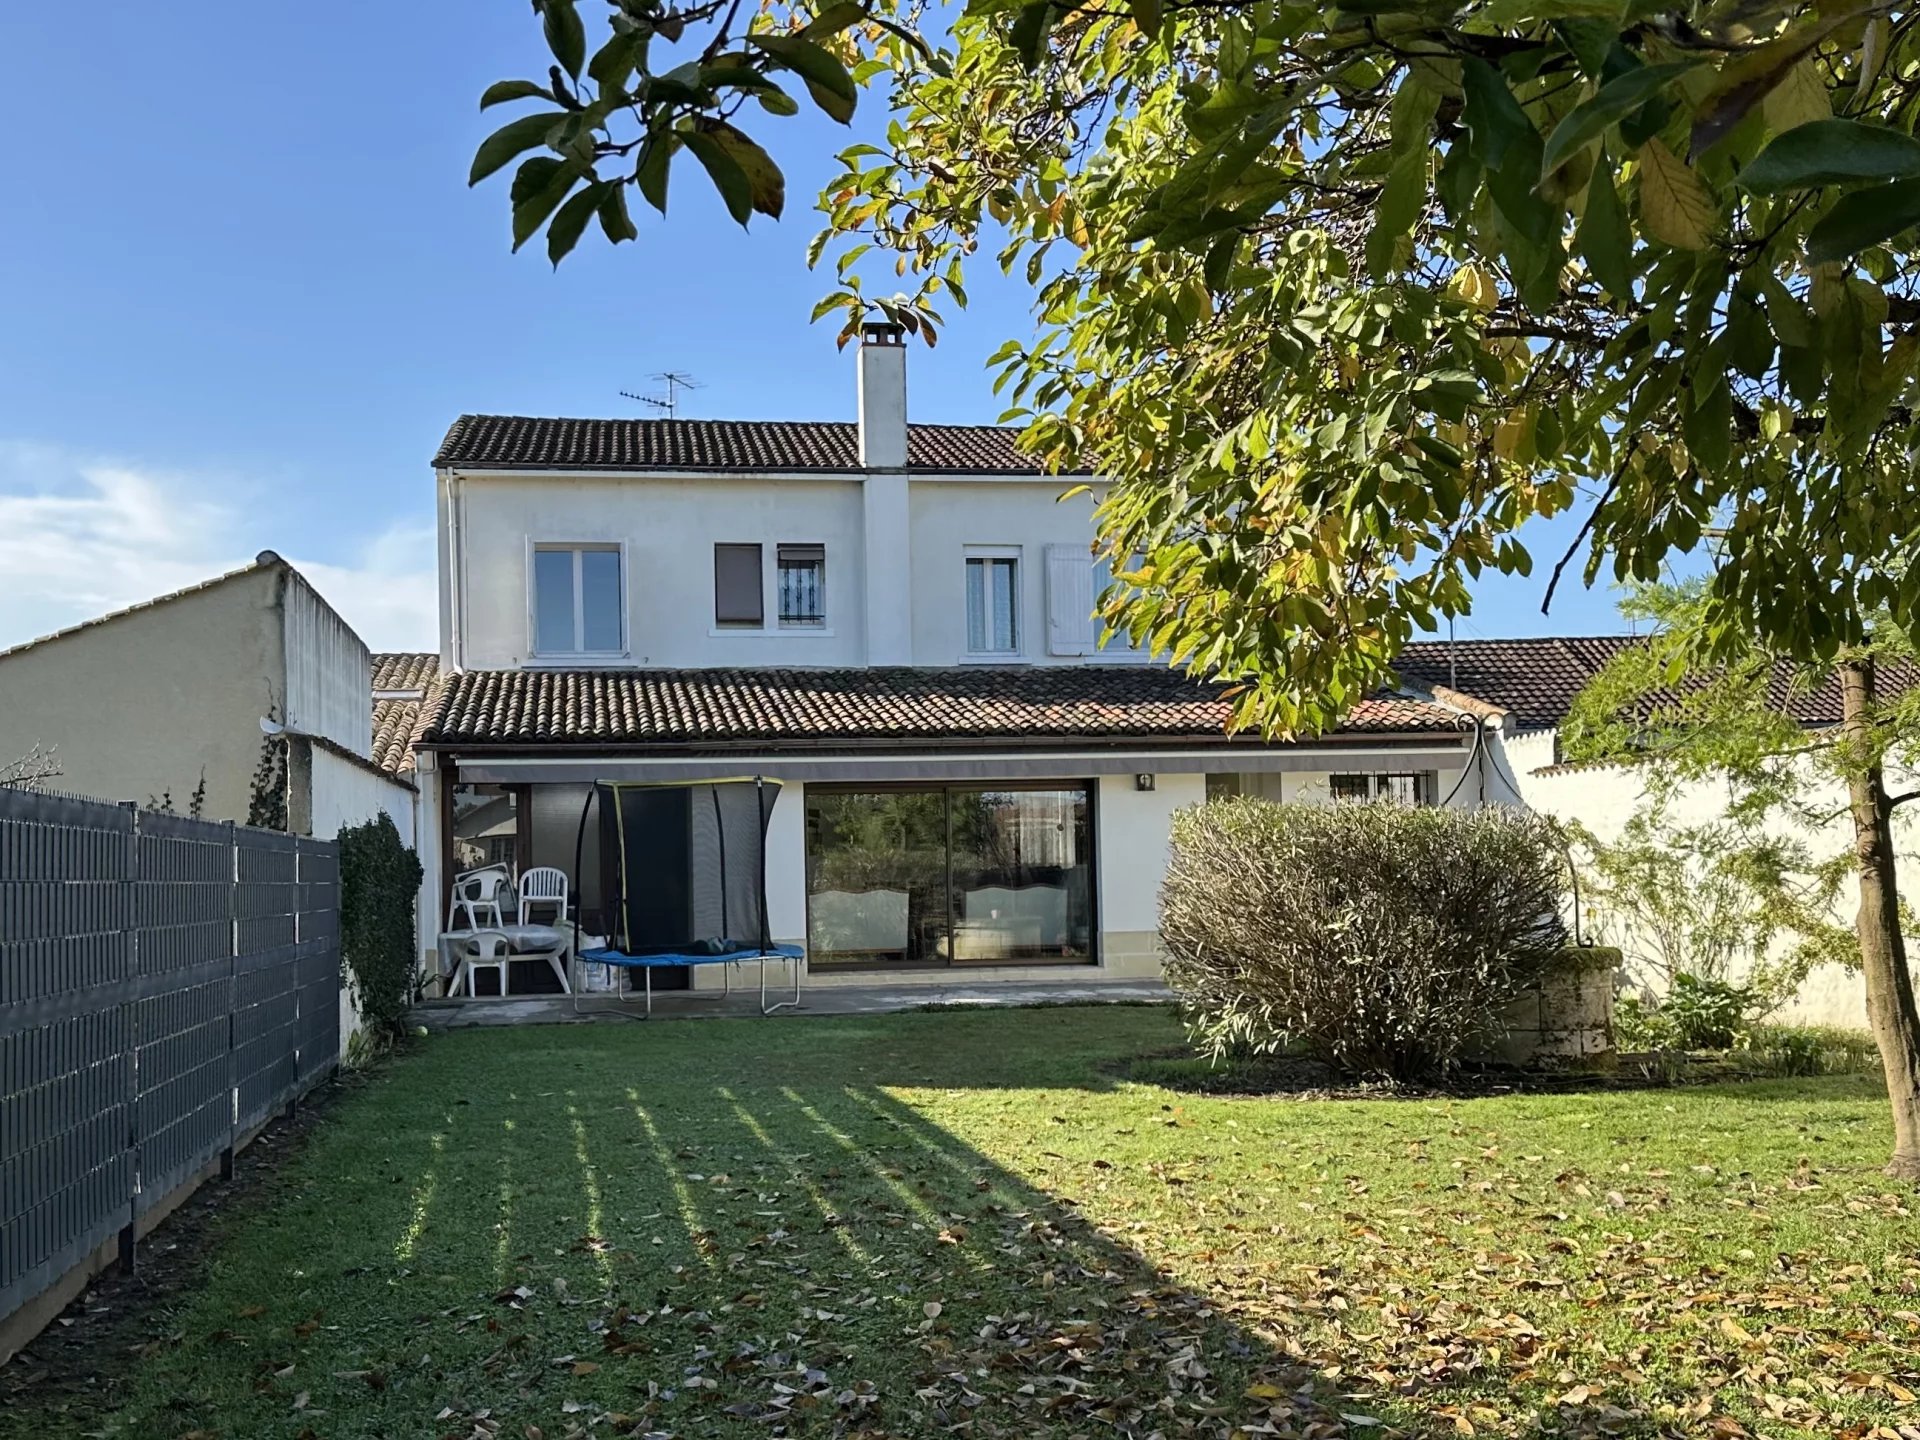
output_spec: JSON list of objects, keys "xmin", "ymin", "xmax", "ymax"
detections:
[
  {"xmin": 338, "ymin": 813, "xmax": 424, "ymax": 1041},
  {"xmin": 1160, "ymin": 798, "xmax": 1569, "ymax": 1081}
]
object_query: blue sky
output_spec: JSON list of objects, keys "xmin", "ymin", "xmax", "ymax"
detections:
[{"xmin": 0, "ymin": 1, "xmax": 1630, "ymax": 653}]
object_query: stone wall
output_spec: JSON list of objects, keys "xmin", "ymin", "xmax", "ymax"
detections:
[{"xmin": 1487, "ymin": 946, "xmax": 1622, "ymax": 1064}]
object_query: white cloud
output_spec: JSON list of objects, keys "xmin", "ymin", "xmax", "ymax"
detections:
[
  {"xmin": 0, "ymin": 442, "xmax": 437, "ymax": 654},
  {"xmin": 290, "ymin": 525, "xmax": 440, "ymax": 654}
]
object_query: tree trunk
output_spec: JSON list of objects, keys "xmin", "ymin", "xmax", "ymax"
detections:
[{"xmin": 1840, "ymin": 656, "xmax": 1920, "ymax": 1181}]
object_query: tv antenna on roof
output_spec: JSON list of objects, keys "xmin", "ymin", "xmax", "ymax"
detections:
[{"xmin": 621, "ymin": 371, "xmax": 703, "ymax": 421}]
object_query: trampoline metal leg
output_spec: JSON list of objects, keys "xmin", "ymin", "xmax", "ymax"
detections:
[{"xmin": 761, "ymin": 953, "xmax": 801, "ymax": 1016}]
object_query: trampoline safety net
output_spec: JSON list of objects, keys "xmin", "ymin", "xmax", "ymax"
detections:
[{"xmin": 580, "ymin": 779, "xmax": 779, "ymax": 956}]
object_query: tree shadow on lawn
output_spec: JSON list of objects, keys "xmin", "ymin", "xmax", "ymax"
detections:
[{"xmin": 4, "ymin": 1011, "xmax": 1900, "ymax": 1440}]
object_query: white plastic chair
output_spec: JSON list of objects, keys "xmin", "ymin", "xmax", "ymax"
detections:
[
  {"xmin": 451, "ymin": 930, "xmax": 512, "ymax": 998},
  {"xmin": 448, "ymin": 866, "xmax": 512, "ymax": 930},
  {"xmin": 518, "ymin": 866, "xmax": 570, "ymax": 926}
]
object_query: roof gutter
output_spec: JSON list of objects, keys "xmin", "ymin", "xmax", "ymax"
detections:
[
  {"xmin": 441, "ymin": 736, "xmax": 1474, "ymax": 786},
  {"xmin": 433, "ymin": 464, "xmax": 1101, "ymax": 483}
]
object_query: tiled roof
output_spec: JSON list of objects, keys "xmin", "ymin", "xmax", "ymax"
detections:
[
  {"xmin": 1396, "ymin": 635, "xmax": 1920, "ymax": 732},
  {"xmin": 372, "ymin": 651, "xmax": 437, "ymax": 694},
  {"xmin": 369, "ymin": 653, "xmax": 438, "ymax": 775},
  {"xmin": 418, "ymin": 666, "xmax": 1462, "ymax": 751},
  {"xmin": 371, "ymin": 697, "xmax": 426, "ymax": 774},
  {"xmin": 1395, "ymin": 637, "xmax": 1637, "ymax": 731},
  {"xmin": 434, "ymin": 416, "xmax": 1091, "ymax": 475}
]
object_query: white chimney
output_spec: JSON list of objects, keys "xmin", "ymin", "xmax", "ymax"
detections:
[
  {"xmin": 856, "ymin": 321, "xmax": 913, "ymax": 664},
  {"xmin": 856, "ymin": 321, "xmax": 908, "ymax": 468}
]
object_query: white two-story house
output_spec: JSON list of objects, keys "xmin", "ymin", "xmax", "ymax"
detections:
[{"xmin": 404, "ymin": 323, "xmax": 1487, "ymax": 994}]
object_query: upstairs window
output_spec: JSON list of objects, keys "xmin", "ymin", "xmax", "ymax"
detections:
[
  {"xmin": 533, "ymin": 544, "xmax": 623, "ymax": 656},
  {"xmin": 777, "ymin": 544, "xmax": 826, "ymax": 627},
  {"xmin": 714, "ymin": 543, "xmax": 764, "ymax": 628},
  {"xmin": 965, "ymin": 549, "xmax": 1020, "ymax": 655},
  {"xmin": 1330, "ymin": 772, "xmax": 1434, "ymax": 805}
]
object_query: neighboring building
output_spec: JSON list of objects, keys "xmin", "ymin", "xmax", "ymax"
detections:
[
  {"xmin": 408, "ymin": 324, "xmax": 1488, "ymax": 990},
  {"xmin": 1394, "ymin": 636, "xmax": 1917, "ymax": 1029},
  {"xmin": 0, "ymin": 551, "xmax": 414, "ymax": 848}
]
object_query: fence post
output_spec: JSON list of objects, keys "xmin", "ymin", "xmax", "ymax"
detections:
[
  {"xmin": 287, "ymin": 838, "xmax": 300, "ymax": 1123},
  {"xmin": 220, "ymin": 820, "xmax": 238, "ymax": 1182},
  {"xmin": 118, "ymin": 802, "xmax": 139, "ymax": 1275}
]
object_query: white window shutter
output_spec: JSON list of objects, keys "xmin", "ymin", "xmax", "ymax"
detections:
[
  {"xmin": 1046, "ymin": 545, "xmax": 1094, "ymax": 656},
  {"xmin": 1090, "ymin": 554, "xmax": 1146, "ymax": 659}
]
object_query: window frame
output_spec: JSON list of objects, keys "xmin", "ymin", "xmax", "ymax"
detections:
[
  {"xmin": 1328, "ymin": 772, "xmax": 1437, "ymax": 805},
  {"xmin": 527, "ymin": 540, "xmax": 628, "ymax": 660},
  {"xmin": 803, "ymin": 779, "xmax": 1099, "ymax": 970},
  {"xmin": 964, "ymin": 546, "xmax": 1023, "ymax": 657},
  {"xmin": 776, "ymin": 542, "xmax": 828, "ymax": 629},
  {"xmin": 713, "ymin": 542, "xmax": 767, "ymax": 629}
]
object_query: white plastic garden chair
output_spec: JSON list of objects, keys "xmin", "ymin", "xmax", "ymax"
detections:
[
  {"xmin": 518, "ymin": 866, "xmax": 570, "ymax": 926},
  {"xmin": 450, "ymin": 930, "xmax": 512, "ymax": 998},
  {"xmin": 447, "ymin": 865, "xmax": 512, "ymax": 930}
]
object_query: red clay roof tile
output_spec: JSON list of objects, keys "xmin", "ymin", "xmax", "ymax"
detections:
[
  {"xmin": 434, "ymin": 416, "xmax": 1090, "ymax": 475},
  {"xmin": 418, "ymin": 666, "xmax": 1462, "ymax": 750}
]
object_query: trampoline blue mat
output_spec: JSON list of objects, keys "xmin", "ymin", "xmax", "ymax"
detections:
[{"xmin": 579, "ymin": 943, "xmax": 803, "ymax": 969}]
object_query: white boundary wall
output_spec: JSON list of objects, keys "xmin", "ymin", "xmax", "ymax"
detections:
[{"xmin": 1512, "ymin": 748, "xmax": 1919, "ymax": 1030}]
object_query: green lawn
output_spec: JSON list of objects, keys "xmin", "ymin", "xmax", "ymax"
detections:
[{"xmin": 12, "ymin": 1007, "xmax": 1916, "ymax": 1439}]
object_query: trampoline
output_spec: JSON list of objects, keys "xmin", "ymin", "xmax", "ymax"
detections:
[{"xmin": 570, "ymin": 777, "xmax": 802, "ymax": 1016}]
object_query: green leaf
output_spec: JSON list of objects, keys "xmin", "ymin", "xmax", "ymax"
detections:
[
  {"xmin": 1576, "ymin": 149, "xmax": 1635, "ymax": 300},
  {"xmin": 480, "ymin": 79, "xmax": 552, "ymax": 110},
  {"xmin": 1804, "ymin": 177, "xmax": 1920, "ymax": 263},
  {"xmin": 748, "ymin": 33, "xmax": 858, "ymax": 122},
  {"xmin": 470, "ymin": 111, "xmax": 563, "ymax": 185},
  {"xmin": 803, "ymin": 2, "xmax": 866, "ymax": 38},
  {"xmin": 1203, "ymin": 233, "xmax": 1237, "ymax": 290},
  {"xmin": 1435, "ymin": 142, "xmax": 1479, "ymax": 222},
  {"xmin": 547, "ymin": 181, "xmax": 603, "ymax": 264},
  {"xmin": 1008, "ymin": 0, "xmax": 1054, "ymax": 71},
  {"xmin": 757, "ymin": 85, "xmax": 801, "ymax": 116},
  {"xmin": 510, "ymin": 156, "xmax": 584, "ymax": 250},
  {"xmin": 588, "ymin": 33, "xmax": 638, "ymax": 91},
  {"xmin": 1637, "ymin": 138, "xmax": 1716, "ymax": 249},
  {"xmin": 1553, "ymin": 17, "xmax": 1614, "ymax": 80},
  {"xmin": 1762, "ymin": 58, "xmax": 1830, "ymax": 135},
  {"xmin": 1739, "ymin": 119, "xmax": 1920, "ymax": 193},
  {"xmin": 1366, "ymin": 144, "xmax": 1427, "ymax": 279},
  {"xmin": 1726, "ymin": 290, "xmax": 1774, "ymax": 379},
  {"xmin": 1779, "ymin": 340, "xmax": 1824, "ymax": 402},
  {"xmin": 1761, "ymin": 274, "xmax": 1812, "ymax": 347},
  {"xmin": 682, "ymin": 129, "xmax": 754, "ymax": 225},
  {"xmin": 708, "ymin": 124, "xmax": 785, "ymax": 219},
  {"xmin": 1461, "ymin": 58, "xmax": 1532, "ymax": 173},
  {"xmin": 1691, "ymin": 14, "xmax": 1851, "ymax": 156},
  {"xmin": 1542, "ymin": 63, "xmax": 1695, "ymax": 178},
  {"xmin": 636, "ymin": 135, "xmax": 673, "ymax": 214},
  {"xmin": 541, "ymin": 0, "xmax": 587, "ymax": 80},
  {"xmin": 1130, "ymin": 0, "xmax": 1162, "ymax": 32},
  {"xmin": 597, "ymin": 182, "xmax": 638, "ymax": 243}
]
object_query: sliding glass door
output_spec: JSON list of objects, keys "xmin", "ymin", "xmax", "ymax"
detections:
[{"xmin": 804, "ymin": 784, "xmax": 1094, "ymax": 967}]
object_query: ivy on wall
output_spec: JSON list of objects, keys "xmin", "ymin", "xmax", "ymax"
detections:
[{"xmin": 339, "ymin": 812, "xmax": 424, "ymax": 1039}]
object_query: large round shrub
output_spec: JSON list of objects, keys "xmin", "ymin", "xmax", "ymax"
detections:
[{"xmin": 1160, "ymin": 799, "xmax": 1569, "ymax": 1081}]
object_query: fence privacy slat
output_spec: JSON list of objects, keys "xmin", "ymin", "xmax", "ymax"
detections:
[{"xmin": 0, "ymin": 789, "xmax": 339, "ymax": 1332}]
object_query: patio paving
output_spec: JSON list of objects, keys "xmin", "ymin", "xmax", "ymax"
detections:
[{"xmin": 411, "ymin": 976, "xmax": 1172, "ymax": 1030}]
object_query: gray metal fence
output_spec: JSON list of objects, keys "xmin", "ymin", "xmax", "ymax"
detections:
[{"xmin": 0, "ymin": 788, "xmax": 340, "ymax": 1330}]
